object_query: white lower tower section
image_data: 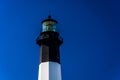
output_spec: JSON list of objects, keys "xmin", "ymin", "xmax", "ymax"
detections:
[{"xmin": 38, "ymin": 62, "xmax": 62, "ymax": 80}]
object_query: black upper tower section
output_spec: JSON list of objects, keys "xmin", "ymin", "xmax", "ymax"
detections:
[{"xmin": 36, "ymin": 16, "xmax": 63, "ymax": 64}]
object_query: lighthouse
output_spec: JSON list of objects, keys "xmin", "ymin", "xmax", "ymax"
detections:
[{"xmin": 36, "ymin": 16, "xmax": 63, "ymax": 80}]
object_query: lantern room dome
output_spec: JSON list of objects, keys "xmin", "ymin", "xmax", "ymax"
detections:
[{"xmin": 42, "ymin": 15, "xmax": 58, "ymax": 23}]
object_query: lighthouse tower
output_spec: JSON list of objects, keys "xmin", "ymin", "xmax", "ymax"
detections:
[{"xmin": 36, "ymin": 16, "xmax": 63, "ymax": 80}]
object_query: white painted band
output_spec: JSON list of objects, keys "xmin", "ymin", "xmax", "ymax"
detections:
[{"xmin": 38, "ymin": 62, "xmax": 62, "ymax": 80}]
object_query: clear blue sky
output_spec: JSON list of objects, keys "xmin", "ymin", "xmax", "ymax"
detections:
[{"xmin": 0, "ymin": 0, "xmax": 120, "ymax": 80}]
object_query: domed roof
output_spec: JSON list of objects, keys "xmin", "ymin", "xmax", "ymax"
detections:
[{"xmin": 42, "ymin": 15, "xmax": 58, "ymax": 23}]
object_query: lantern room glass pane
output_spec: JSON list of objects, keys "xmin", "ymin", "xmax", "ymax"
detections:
[{"xmin": 42, "ymin": 21, "xmax": 57, "ymax": 32}]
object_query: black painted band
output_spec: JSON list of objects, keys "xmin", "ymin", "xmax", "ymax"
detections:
[{"xmin": 37, "ymin": 31, "xmax": 63, "ymax": 64}]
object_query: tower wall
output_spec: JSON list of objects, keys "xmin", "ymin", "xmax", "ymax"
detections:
[{"xmin": 38, "ymin": 62, "xmax": 62, "ymax": 80}]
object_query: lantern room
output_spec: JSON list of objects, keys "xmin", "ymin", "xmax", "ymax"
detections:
[{"xmin": 42, "ymin": 16, "xmax": 58, "ymax": 32}]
